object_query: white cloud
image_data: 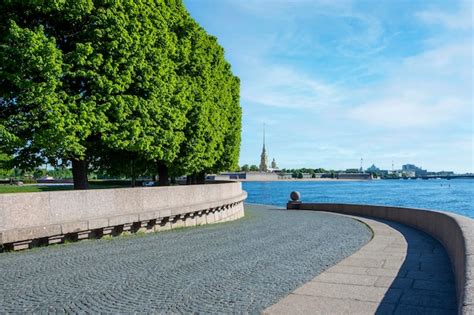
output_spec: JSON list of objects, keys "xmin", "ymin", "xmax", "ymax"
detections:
[
  {"xmin": 416, "ymin": 0, "xmax": 473, "ymax": 30},
  {"xmin": 348, "ymin": 41, "xmax": 472, "ymax": 129},
  {"xmin": 241, "ymin": 64, "xmax": 343, "ymax": 110},
  {"xmin": 350, "ymin": 97, "xmax": 465, "ymax": 128}
]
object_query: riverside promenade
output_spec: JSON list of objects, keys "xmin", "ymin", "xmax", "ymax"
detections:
[
  {"xmin": 0, "ymin": 204, "xmax": 370, "ymax": 313},
  {"xmin": 265, "ymin": 216, "xmax": 457, "ymax": 314}
]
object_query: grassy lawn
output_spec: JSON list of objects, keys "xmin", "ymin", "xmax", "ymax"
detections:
[{"xmin": 0, "ymin": 181, "xmax": 132, "ymax": 194}]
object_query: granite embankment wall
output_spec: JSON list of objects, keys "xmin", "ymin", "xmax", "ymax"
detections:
[
  {"xmin": 0, "ymin": 182, "xmax": 246, "ymax": 250},
  {"xmin": 288, "ymin": 202, "xmax": 473, "ymax": 314}
]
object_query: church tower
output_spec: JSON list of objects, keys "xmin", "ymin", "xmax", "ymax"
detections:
[{"xmin": 259, "ymin": 124, "xmax": 268, "ymax": 172}]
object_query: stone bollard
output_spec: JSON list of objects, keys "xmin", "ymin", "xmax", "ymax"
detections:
[{"xmin": 287, "ymin": 191, "xmax": 301, "ymax": 210}]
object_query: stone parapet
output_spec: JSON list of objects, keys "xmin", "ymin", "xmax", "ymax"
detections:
[
  {"xmin": 288, "ymin": 202, "xmax": 473, "ymax": 315},
  {"xmin": 0, "ymin": 183, "xmax": 246, "ymax": 250}
]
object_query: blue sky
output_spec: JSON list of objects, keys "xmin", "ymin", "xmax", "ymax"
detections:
[{"xmin": 184, "ymin": 0, "xmax": 473, "ymax": 173}]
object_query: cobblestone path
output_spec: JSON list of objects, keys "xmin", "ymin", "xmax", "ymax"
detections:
[{"xmin": 0, "ymin": 204, "xmax": 371, "ymax": 313}]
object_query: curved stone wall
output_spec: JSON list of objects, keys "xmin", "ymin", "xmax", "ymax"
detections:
[
  {"xmin": 288, "ymin": 202, "xmax": 473, "ymax": 314},
  {"xmin": 0, "ymin": 182, "xmax": 246, "ymax": 250}
]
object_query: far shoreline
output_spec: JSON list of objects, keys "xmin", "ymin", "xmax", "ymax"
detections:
[{"xmin": 232, "ymin": 178, "xmax": 371, "ymax": 182}]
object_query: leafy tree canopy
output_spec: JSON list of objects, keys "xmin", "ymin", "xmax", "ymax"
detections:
[{"xmin": 0, "ymin": 0, "xmax": 242, "ymax": 188}]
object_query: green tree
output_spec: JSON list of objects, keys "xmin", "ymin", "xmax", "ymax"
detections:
[
  {"xmin": 48, "ymin": 166, "xmax": 73, "ymax": 180},
  {"xmin": 0, "ymin": 1, "xmax": 128, "ymax": 189},
  {"xmin": 172, "ymin": 20, "xmax": 241, "ymax": 184},
  {"xmin": 100, "ymin": 1, "xmax": 196, "ymax": 187},
  {"xmin": 314, "ymin": 168, "xmax": 327, "ymax": 173},
  {"xmin": 0, "ymin": 152, "xmax": 14, "ymax": 178},
  {"xmin": 33, "ymin": 168, "xmax": 46, "ymax": 179},
  {"xmin": 0, "ymin": 0, "xmax": 241, "ymax": 189},
  {"xmin": 241, "ymin": 164, "xmax": 250, "ymax": 172},
  {"xmin": 211, "ymin": 76, "xmax": 242, "ymax": 174},
  {"xmin": 249, "ymin": 165, "xmax": 259, "ymax": 172}
]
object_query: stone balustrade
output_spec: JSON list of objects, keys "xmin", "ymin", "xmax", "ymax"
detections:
[
  {"xmin": 287, "ymin": 199, "xmax": 474, "ymax": 314},
  {"xmin": 0, "ymin": 182, "xmax": 246, "ymax": 250}
]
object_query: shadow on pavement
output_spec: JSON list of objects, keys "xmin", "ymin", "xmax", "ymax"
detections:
[{"xmin": 376, "ymin": 220, "xmax": 457, "ymax": 314}]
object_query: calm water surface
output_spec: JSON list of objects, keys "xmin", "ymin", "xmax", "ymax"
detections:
[{"xmin": 243, "ymin": 179, "xmax": 474, "ymax": 218}]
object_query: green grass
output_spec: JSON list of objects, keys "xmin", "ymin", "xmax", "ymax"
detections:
[{"xmin": 0, "ymin": 182, "xmax": 130, "ymax": 194}]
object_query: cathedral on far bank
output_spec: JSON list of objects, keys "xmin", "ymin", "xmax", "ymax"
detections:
[
  {"xmin": 259, "ymin": 125, "xmax": 277, "ymax": 172},
  {"xmin": 216, "ymin": 125, "xmax": 283, "ymax": 181}
]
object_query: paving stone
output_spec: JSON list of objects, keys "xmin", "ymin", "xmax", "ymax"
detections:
[
  {"xmin": 264, "ymin": 294, "xmax": 396, "ymax": 315},
  {"xmin": 413, "ymin": 279, "xmax": 455, "ymax": 292},
  {"xmin": 350, "ymin": 251, "xmax": 405, "ymax": 260},
  {"xmin": 420, "ymin": 261, "xmax": 452, "ymax": 272},
  {"xmin": 366, "ymin": 267, "xmax": 404, "ymax": 277},
  {"xmin": 339, "ymin": 257, "xmax": 384, "ymax": 268},
  {"xmin": 394, "ymin": 304, "xmax": 456, "ymax": 315},
  {"xmin": 325, "ymin": 265, "xmax": 368, "ymax": 275},
  {"xmin": 382, "ymin": 259, "xmax": 405, "ymax": 270},
  {"xmin": 293, "ymin": 282, "xmax": 402, "ymax": 303},
  {"xmin": 374, "ymin": 276, "xmax": 413, "ymax": 289},
  {"xmin": 398, "ymin": 288, "xmax": 457, "ymax": 310},
  {"xmin": 383, "ymin": 247, "xmax": 407, "ymax": 254},
  {"xmin": 312, "ymin": 272, "xmax": 378, "ymax": 286},
  {"xmin": 406, "ymin": 270, "xmax": 454, "ymax": 281}
]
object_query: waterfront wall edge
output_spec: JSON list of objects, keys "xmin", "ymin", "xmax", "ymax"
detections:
[
  {"xmin": 288, "ymin": 202, "xmax": 473, "ymax": 314},
  {"xmin": 0, "ymin": 183, "xmax": 247, "ymax": 250}
]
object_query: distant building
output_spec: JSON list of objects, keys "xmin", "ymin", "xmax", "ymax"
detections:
[
  {"xmin": 366, "ymin": 164, "xmax": 380, "ymax": 173},
  {"xmin": 428, "ymin": 171, "xmax": 455, "ymax": 176},
  {"xmin": 218, "ymin": 172, "xmax": 279, "ymax": 181},
  {"xmin": 402, "ymin": 164, "xmax": 417, "ymax": 171},
  {"xmin": 337, "ymin": 173, "xmax": 373, "ymax": 180},
  {"xmin": 402, "ymin": 164, "xmax": 427, "ymax": 177},
  {"xmin": 271, "ymin": 158, "xmax": 277, "ymax": 169},
  {"xmin": 278, "ymin": 173, "xmax": 292, "ymax": 179},
  {"xmin": 267, "ymin": 158, "xmax": 280, "ymax": 173},
  {"xmin": 219, "ymin": 172, "xmax": 246, "ymax": 180},
  {"xmin": 403, "ymin": 171, "xmax": 416, "ymax": 178}
]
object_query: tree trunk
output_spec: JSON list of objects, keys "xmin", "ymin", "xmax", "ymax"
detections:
[
  {"xmin": 71, "ymin": 158, "xmax": 89, "ymax": 190},
  {"xmin": 196, "ymin": 171, "xmax": 206, "ymax": 184},
  {"xmin": 157, "ymin": 161, "xmax": 170, "ymax": 186},
  {"xmin": 130, "ymin": 157, "xmax": 136, "ymax": 187},
  {"xmin": 187, "ymin": 174, "xmax": 197, "ymax": 185}
]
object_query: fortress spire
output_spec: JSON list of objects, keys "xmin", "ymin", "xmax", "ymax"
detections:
[{"xmin": 259, "ymin": 123, "xmax": 268, "ymax": 172}]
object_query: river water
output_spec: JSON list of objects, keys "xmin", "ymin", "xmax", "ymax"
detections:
[{"xmin": 243, "ymin": 179, "xmax": 474, "ymax": 218}]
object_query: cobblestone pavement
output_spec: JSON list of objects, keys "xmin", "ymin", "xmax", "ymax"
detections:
[
  {"xmin": 265, "ymin": 215, "xmax": 457, "ymax": 314},
  {"xmin": 0, "ymin": 204, "xmax": 371, "ymax": 313}
]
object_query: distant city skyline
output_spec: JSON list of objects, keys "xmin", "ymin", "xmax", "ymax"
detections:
[{"xmin": 185, "ymin": 0, "xmax": 473, "ymax": 173}]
